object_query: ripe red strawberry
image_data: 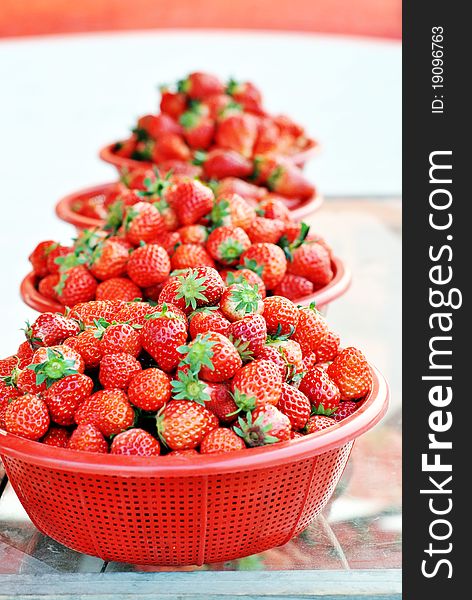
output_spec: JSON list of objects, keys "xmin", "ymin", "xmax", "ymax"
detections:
[
  {"xmin": 183, "ymin": 332, "xmax": 242, "ymax": 383},
  {"xmin": 215, "ymin": 178, "xmax": 266, "ymax": 203},
  {"xmin": 64, "ymin": 330, "xmax": 103, "ymax": 369},
  {"xmin": 240, "ymin": 243, "xmax": 287, "ymax": 291},
  {"xmin": 234, "ymin": 404, "xmax": 290, "ymax": 446},
  {"xmin": 200, "ymin": 428, "xmax": 245, "ymax": 454},
  {"xmin": 221, "ymin": 268, "xmax": 266, "ymax": 299},
  {"xmin": 128, "ymin": 368, "xmax": 171, "ymax": 411},
  {"xmin": 255, "ymin": 344, "xmax": 288, "ymax": 380},
  {"xmin": 178, "ymin": 224, "xmax": 208, "ymax": 245},
  {"xmin": 55, "ymin": 265, "xmax": 98, "ymax": 307},
  {"xmin": 253, "ymin": 117, "xmax": 280, "ymax": 155},
  {"xmin": 327, "ymin": 347, "xmax": 372, "ymax": 400},
  {"xmin": 3, "ymin": 394, "xmax": 50, "ymax": 440},
  {"xmin": 229, "ymin": 314, "xmax": 267, "ymax": 357},
  {"xmin": 46, "ymin": 244, "xmax": 73, "ymax": 274},
  {"xmin": 142, "ymin": 304, "xmax": 188, "ymax": 372},
  {"xmin": 38, "ymin": 274, "xmax": 60, "ymax": 300},
  {"xmin": 200, "ymin": 149, "xmax": 253, "ymax": 180},
  {"xmin": 255, "ymin": 157, "xmax": 314, "ymax": 200},
  {"xmin": 114, "ymin": 301, "xmax": 163, "ymax": 326},
  {"xmin": 0, "ymin": 381, "xmax": 20, "ymax": 428},
  {"xmin": 124, "ymin": 202, "xmax": 167, "ymax": 246},
  {"xmin": 157, "ymin": 400, "xmax": 218, "ymax": 450},
  {"xmin": 168, "ymin": 179, "xmax": 214, "ymax": 226},
  {"xmin": 158, "ymin": 267, "xmax": 225, "ymax": 313},
  {"xmin": 220, "ymin": 281, "xmax": 264, "ymax": 322},
  {"xmin": 263, "ymin": 338, "xmax": 304, "ymax": 380},
  {"xmin": 298, "ymin": 367, "xmax": 341, "ymax": 415},
  {"xmin": 315, "ymin": 331, "xmax": 341, "ymax": 362},
  {"xmin": 27, "ymin": 345, "xmax": 85, "ymax": 391},
  {"xmin": 257, "ymin": 197, "xmax": 295, "ymax": 223},
  {"xmin": 304, "ymin": 414, "xmax": 336, "ymax": 434},
  {"xmin": 292, "ymin": 306, "xmax": 329, "ymax": 355},
  {"xmin": 110, "ymin": 428, "xmax": 161, "ymax": 456},
  {"xmin": 232, "ymin": 359, "xmax": 283, "ymax": 410},
  {"xmin": 126, "ymin": 244, "xmax": 171, "ymax": 288},
  {"xmin": 226, "ymin": 78, "xmax": 263, "ymax": 114},
  {"xmin": 206, "ymin": 226, "xmax": 251, "ymax": 266},
  {"xmin": 189, "ymin": 308, "xmax": 231, "ymax": 338},
  {"xmin": 288, "ymin": 243, "xmax": 333, "ymax": 289},
  {"xmin": 137, "ymin": 113, "xmax": 182, "ymax": 139},
  {"xmin": 203, "ymin": 382, "xmax": 238, "ymax": 423},
  {"xmin": 302, "ymin": 352, "xmax": 318, "ymax": 372},
  {"xmin": 16, "ymin": 341, "xmax": 34, "ymax": 369},
  {"xmin": 113, "ymin": 136, "xmax": 137, "ymax": 159},
  {"xmin": 179, "ymin": 72, "xmax": 224, "ymax": 100},
  {"xmin": 89, "ymin": 238, "xmax": 129, "ymax": 280},
  {"xmin": 99, "ymin": 353, "xmax": 142, "ymax": 390},
  {"xmin": 42, "ymin": 426, "xmax": 71, "ymax": 448},
  {"xmin": 69, "ymin": 300, "xmax": 122, "ymax": 327},
  {"xmin": 16, "ymin": 367, "xmax": 47, "ymax": 395},
  {"xmin": 171, "ymin": 243, "xmax": 215, "ymax": 270},
  {"xmin": 99, "ymin": 322, "xmax": 142, "ymax": 357},
  {"xmin": 43, "ymin": 373, "xmax": 94, "ymax": 426},
  {"xmin": 278, "ymin": 383, "xmax": 311, "ymax": 430},
  {"xmin": 96, "ymin": 277, "xmax": 142, "ymax": 302},
  {"xmin": 202, "ymin": 93, "xmax": 234, "ymax": 119},
  {"xmin": 160, "ymin": 88, "xmax": 187, "ymax": 119},
  {"xmin": 167, "ymin": 449, "xmax": 200, "ymax": 456},
  {"xmin": 180, "ymin": 109, "xmax": 215, "ymax": 149},
  {"xmin": 333, "ymin": 401, "xmax": 360, "ymax": 422},
  {"xmin": 262, "ymin": 296, "xmax": 299, "ymax": 336},
  {"xmin": 68, "ymin": 423, "xmax": 108, "ymax": 453},
  {"xmin": 25, "ymin": 313, "xmax": 80, "ymax": 348},
  {"xmin": 0, "ymin": 356, "xmax": 19, "ymax": 377},
  {"xmin": 209, "ymin": 193, "xmax": 256, "ymax": 230},
  {"xmin": 272, "ymin": 273, "xmax": 314, "ymax": 301},
  {"xmin": 247, "ymin": 217, "xmax": 285, "ymax": 245},
  {"xmin": 152, "ymin": 133, "xmax": 191, "ymax": 163},
  {"xmin": 216, "ymin": 113, "xmax": 258, "ymax": 158},
  {"xmin": 29, "ymin": 240, "xmax": 56, "ymax": 277},
  {"xmin": 152, "ymin": 230, "xmax": 181, "ymax": 255},
  {"xmin": 75, "ymin": 389, "xmax": 135, "ymax": 437}
]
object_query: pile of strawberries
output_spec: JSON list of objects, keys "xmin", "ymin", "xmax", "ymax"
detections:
[
  {"xmin": 30, "ymin": 171, "xmax": 335, "ymax": 308},
  {"xmin": 105, "ymin": 72, "xmax": 315, "ymax": 201},
  {"xmin": 0, "ymin": 282, "xmax": 372, "ymax": 456}
]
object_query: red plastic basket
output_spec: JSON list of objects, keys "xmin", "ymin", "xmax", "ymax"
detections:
[
  {"xmin": 20, "ymin": 257, "xmax": 350, "ymax": 316},
  {"xmin": 55, "ymin": 182, "xmax": 324, "ymax": 234},
  {"xmin": 0, "ymin": 365, "xmax": 388, "ymax": 565}
]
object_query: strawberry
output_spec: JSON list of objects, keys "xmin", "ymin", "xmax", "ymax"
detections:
[
  {"xmin": 0, "ymin": 381, "xmax": 20, "ymax": 428},
  {"xmin": 292, "ymin": 306, "xmax": 329, "ymax": 355},
  {"xmin": 226, "ymin": 78, "xmax": 264, "ymax": 114},
  {"xmin": 64, "ymin": 329, "xmax": 103, "ymax": 369},
  {"xmin": 99, "ymin": 353, "xmax": 142, "ymax": 390},
  {"xmin": 96, "ymin": 277, "xmax": 141, "ymax": 302},
  {"xmin": 171, "ymin": 244, "xmax": 215, "ymax": 270},
  {"xmin": 209, "ymin": 194, "xmax": 256, "ymax": 230},
  {"xmin": 16, "ymin": 341, "xmax": 34, "ymax": 369},
  {"xmin": 28, "ymin": 346, "xmax": 84, "ymax": 389},
  {"xmin": 69, "ymin": 300, "xmax": 122, "ymax": 326},
  {"xmin": 304, "ymin": 414, "xmax": 336, "ymax": 434},
  {"xmin": 115, "ymin": 301, "xmax": 164, "ymax": 326},
  {"xmin": 215, "ymin": 178, "xmax": 266, "ymax": 203},
  {"xmin": 298, "ymin": 367, "xmax": 341, "ymax": 415},
  {"xmin": 327, "ymin": 347, "xmax": 372, "ymax": 400},
  {"xmin": 333, "ymin": 400, "xmax": 360, "ymax": 422},
  {"xmin": 152, "ymin": 133, "xmax": 191, "ymax": 163},
  {"xmin": 273, "ymin": 114, "xmax": 305, "ymax": 138},
  {"xmin": 200, "ymin": 427, "xmax": 245, "ymax": 454},
  {"xmin": 178, "ymin": 224, "xmax": 208, "ymax": 245},
  {"xmin": 288, "ymin": 243, "xmax": 333, "ymax": 289},
  {"xmin": 302, "ymin": 352, "xmax": 318, "ymax": 372},
  {"xmin": 3, "ymin": 394, "xmax": 50, "ymax": 440},
  {"xmin": 255, "ymin": 345, "xmax": 288, "ymax": 380},
  {"xmin": 206, "ymin": 226, "xmax": 251, "ymax": 266},
  {"xmin": 253, "ymin": 117, "xmax": 280, "ymax": 155},
  {"xmin": 136, "ymin": 113, "xmax": 182, "ymax": 139},
  {"xmin": 68, "ymin": 423, "xmax": 108, "ymax": 453},
  {"xmin": 25, "ymin": 313, "xmax": 80, "ymax": 348},
  {"xmin": 180, "ymin": 332, "xmax": 242, "ymax": 383},
  {"xmin": 0, "ymin": 356, "xmax": 18, "ymax": 377},
  {"xmin": 122, "ymin": 167, "xmax": 158, "ymax": 191},
  {"xmin": 247, "ymin": 217, "xmax": 285, "ymax": 245},
  {"xmin": 124, "ymin": 202, "xmax": 167, "ymax": 247},
  {"xmin": 98, "ymin": 322, "xmax": 142, "ymax": 357},
  {"xmin": 199, "ymin": 149, "xmax": 253, "ymax": 180},
  {"xmin": 221, "ymin": 268, "xmax": 266, "ymax": 299},
  {"xmin": 266, "ymin": 162, "xmax": 315, "ymax": 200},
  {"xmin": 110, "ymin": 428, "xmax": 161, "ymax": 456},
  {"xmin": 126, "ymin": 244, "xmax": 171, "ymax": 288},
  {"xmin": 229, "ymin": 314, "xmax": 267, "ymax": 357},
  {"xmin": 167, "ymin": 449, "xmax": 200, "ymax": 456},
  {"xmin": 272, "ymin": 273, "xmax": 314, "ymax": 301},
  {"xmin": 315, "ymin": 331, "xmax": 341, "ymax": 362},
  {"xmin": 258, "ymin": 195, "xmax": 292, "ymax": 221},
  {"xmin": 43, "ymin": 373, "xmax": 94, "ymax": 426},
  {"xmin": 46, "ymin": 245, "xmax": 73, "ymax": 274},
  {"xmin": 55, "ymin": 265, "xmax": 98, "ymax": 307},
  {"xmin": 278, "ymin": 383, "xmax": 311, "ymax": 430},
  {"xmin": 262, "ymin": 296, "xmax": 299, "ymax": 336},
  {"xmin": 16, "ymin": 368, "xmax": 47, "ymax": 395},
  {"xmin": 159, "ymin": 160, "xmax": 202, "ymax": 178},
  {"xmin": 128, "ymin": 368, "xmax": 171, "ymax": 411},
  {"xmin": 189, "ymin": 307, "xmax": 231, "ymax": 338},
  {"xmin": 42, "ymin": 426, "xmax": 71, "ymax": 448},
  {"xmin": 29, "ymin": 240, "xmax": 56, "ymax": 277},
  {"xmin": 38, "ymin": 274, "xmax": 60, "ymax": 300},
  {"xmin": 89, "ymin": 238, "xmax": 129, "ymax": 280},
  {"xmin": 232, "ymin": 359, "xmax": 283, "ymax": 410},
  {"xmin": 220, "ymin": 281, "xmax": 264, "ymax": 322},
  {"xmin": 152, "ymin": 230, "xmax": 181, "ymax": 255},
  {"xmin": 216, "ymin": 113, "xmax": 259, "ymax": 158},
  {"xmin": 179, "ymin": 72, "xmax": 224, "ymax": 99},
  {"xmin": 262, "ymin": 339, "xmax": 304, "ymax": 381},
  {"xmin": 240, "ymin": 243, "xmax": 287, "ymax": 291},
  {"xmin": 234, "ymin": 404, "xmax": 290, "ymax": 446},
  {"xmin": 142, "ymin": 304, "xmax": 188, "ymax": 372},
  {"xmin": 180, "ymin": 109, "xmax": 215, "ymax": 149},
  {"xmin": 75, "ymin": 389, "xmax": 135, "ymax": 437},
  {"xmin": 113, "ymin": 137, "xmax": 137, "ymax": 159},
  {"xmin": 203, "ymin": 382, "xmax": 238, "ymax": 423},
  {"xmin": 202, "ymin": 93, "xmax": 234, "ymax": 119},
  {"xmin": 158, "ymin": 267, "xmax": 225, "ymax": 313},
  {"xmin": 157, "ymin": 400, "xmax": 218, "ymax": 450},
  {"xmin": 168, "ymin": 179, "xmax": 214, "ymax": 227},
  {"xmin": 160, "ymin": 88, "xmax": 187, "ymax": 119}
]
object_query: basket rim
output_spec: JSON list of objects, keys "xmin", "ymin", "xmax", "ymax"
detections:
[
  {"xmin": 19, "ymin": 255, "xmax": 350, "ymax": 315},
  {"xmin": 0, "ymin": 364, "xmax": 388, "ymax": 476}
]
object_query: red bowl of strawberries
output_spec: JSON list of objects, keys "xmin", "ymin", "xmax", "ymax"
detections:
[{"xmin": 0, "ymin": 295, "xmax": 388, "ymax": 565}]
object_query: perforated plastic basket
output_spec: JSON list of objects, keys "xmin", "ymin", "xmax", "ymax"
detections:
[{"xmin": 0, "ymin": 366, "xmax": 388, "ymax": 565}]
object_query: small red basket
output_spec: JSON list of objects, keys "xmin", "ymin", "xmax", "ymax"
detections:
[{"xmin": 0, "ymin": 365, "xmax": 388, "ymax": 565}]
